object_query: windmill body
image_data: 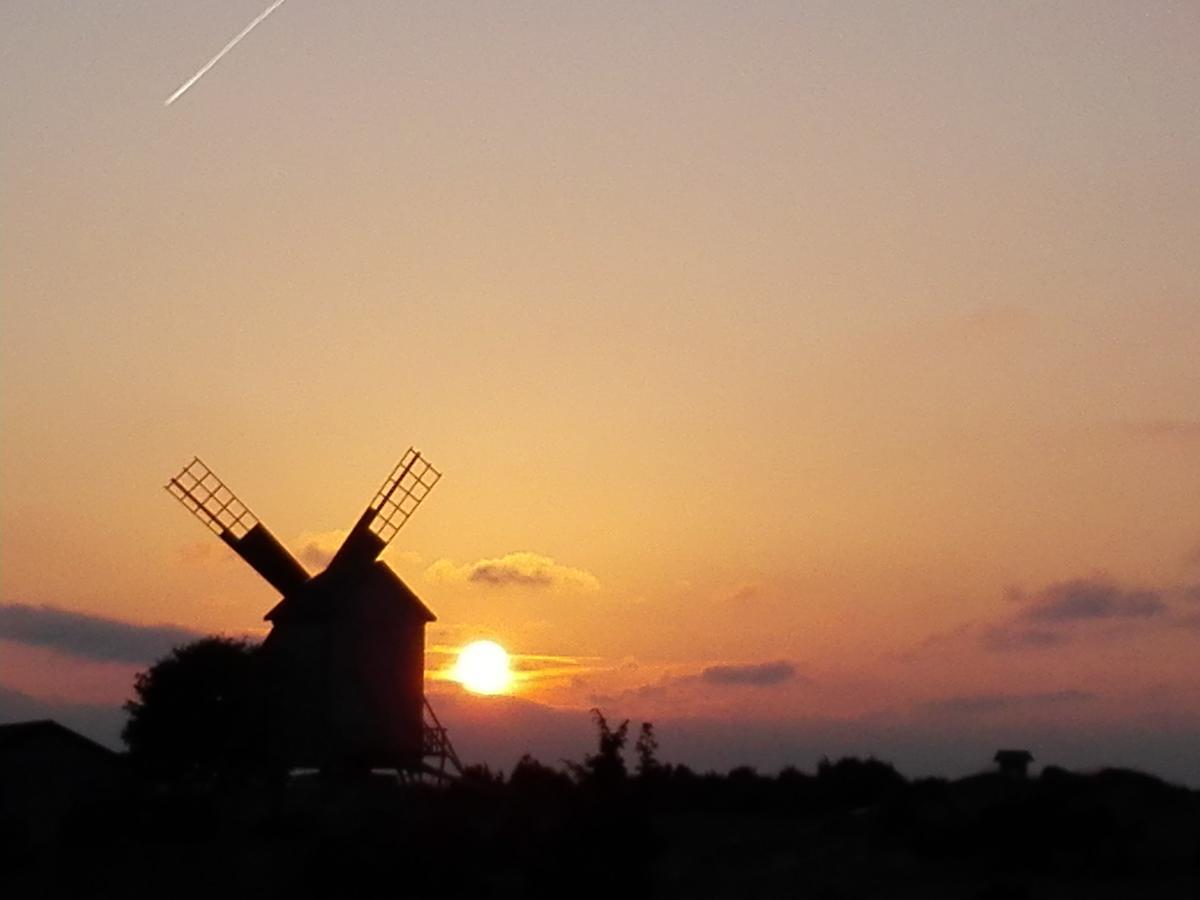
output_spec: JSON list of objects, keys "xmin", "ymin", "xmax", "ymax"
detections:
[
  {"xmin": 166, "ymin": 450, "xmax": 452, "ymax": 774},
  {"xmin": 262, "ymin": 561, "xmax": 434, "ymax": 769}
]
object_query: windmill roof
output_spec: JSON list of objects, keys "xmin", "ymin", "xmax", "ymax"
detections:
[{"xmin": 264, "ymin": 560, "xmax": 435, "ymax": 624}]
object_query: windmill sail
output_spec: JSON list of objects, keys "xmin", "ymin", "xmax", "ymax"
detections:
[
  {"xmin": 166, "ymin": 457, "xmax": 310, "ymax": 596},
  {"xmin": 326, "ymin": 448, "xmax": 442, "ymax": 576}
]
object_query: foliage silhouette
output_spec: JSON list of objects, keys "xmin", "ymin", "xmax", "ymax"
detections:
[
  {"xmin": 60, "ymin": 657, "xmax": 1194, "ymax": 897},
  {"xmin": 568, "ymin": 708, "xmax": 630, "ymax": 786},
  {"xmin": 122, "ymin": 636, "xmax": 282, "ymax": 783},
  {"xmin": 457, "ymin": 762, "xmax": 505, "ymax": 787},
  {"xmin": 510, "ymin": 752, "xmax": 574, "ymax": 800},
  {"xmin": 635, "ymin": 721, "xmax": 661, "ymax": 778},
  {"xmin": 816, "ymin": 753, "xmax": 907, "ymax": 809},
  {"xmin": 10, "ymin": 699, "xmax": 1200, "ymax": 900}
]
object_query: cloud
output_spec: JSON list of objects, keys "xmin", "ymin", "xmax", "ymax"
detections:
[
  {"xmin": 894, "ymin": 622, "xmax": 976, "ymax": 662},
  {"xmin": 701, "ymin": 661, "xmax": 798, "ymax": 687},
  {"xmin": 425, "ymin": 645, "xmax": 595, "ymax": 690},
  {"xmin": 290, "ymin": 530, "xmax": 420, "ymax": 572},
  {"xmin": 586, "ymin": 659, "xmax": 803, "ymax": 709},
  {"xmin": 1020, "ymin": 578, "xmax": 1166, "ymax": 622},
  {"xmin": 943, "ymin": 575, "xmax": 1200, "ymax": 655},
  {"xmin": 0, "ymin": 604, "xmax": 202, "ymax": 664},
  {"xmin": 974, "ymin": 577, "xmax": 1165, "ymax": 652},
  {"xmin": 509, "ymin": 653, "xmax": 591, "ymax": 676},
  {"xmin": 923, "ymin": 690, "xmax": 1093, "ymax": 717},
  {"xmin": 293, "ymin": 529, "xmax": 348, "ymax": 570},
  {"xmin": 980, "ymin": 624, "xmax": 1069, "ymax": 652},
  {"xmin": 426, "ymin": 552, "xmax": 600, "ymax": 592}
]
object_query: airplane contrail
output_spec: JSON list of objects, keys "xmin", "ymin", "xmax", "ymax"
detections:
[{"xmin": 164, "ymin": 0, "xmax": 290, "ymax": 106}]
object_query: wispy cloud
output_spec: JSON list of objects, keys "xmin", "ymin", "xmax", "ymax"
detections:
[
  {"xmin": 425, "ymin": 645, "xmax": 596, "ymax": 686},
  {"xmin": 980, "ymin": 624, "xmax": 1070, "ymax": 652},
  {"xmin": 290, "ymin": 530, "xmax": 421, "ymax": 571},
  {"xmin": 1177, "ymin": 613, "xmax": 1200, "ymax": 632},
  {"xmin": 589, "ymin": 659, "xmax": 803, "ymax": 709},
  {"xmin": 293, "ymin": 529, "xmax": 348, "ymax": 570},
  {"xmin": 0, "ymin": 604, "xmax": 202, "ymax": 664},
  {"xmin": 1019, "ymin": 577, "xmax": 1166, "ymax": 622},
  {"xmin": 426, "ymin": 552, "xmax": 600, "ymax": 592},
  {"xmin": 981, "ymin": 577, "xmax": 1165, "ymax": 652},
  {"xmin": 509, "ymin": 653, "xmax": 592, "ymax": 674},
  {"xmin": 905, "ymin": 575, "xmax": 1182, "ymax": 659},
  {"xmin": 701, "ymin": 661, "xmax": 798, "ymax": 687},
  {"xmin": 923, "ymin": 689, "xmax": 1093, "ymax": 717}
]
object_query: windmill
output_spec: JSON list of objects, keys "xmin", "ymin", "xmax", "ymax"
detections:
[{"xmin": 165, "ymin": 449, "xmax": 461, "ymax": 778}]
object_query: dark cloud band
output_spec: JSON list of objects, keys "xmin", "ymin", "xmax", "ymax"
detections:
[
  {"xmin": 1022, "ymin": 578, "xmax": 1165, "ymax": 622},
  {"xmin": 924, "ymin": 689, "xmax": 1093, "ymax": 716},
  {"xmin": 702, "ymin": 661, "xmax": 796, "ymax": 687},
  {"xmin": 0, "ymin": 603, "xmax": 201, "ymax": 664}
]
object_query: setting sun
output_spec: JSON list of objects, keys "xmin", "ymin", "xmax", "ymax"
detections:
[{"xmin": 453, "ymin": 640, "xmax": 513, "ymax": 695}]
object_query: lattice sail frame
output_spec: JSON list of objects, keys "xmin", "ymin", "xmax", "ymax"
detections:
[
  {"xmin": 367, "ymin": 448, "xmax": 442, "ymax": 543},
  {"xmin": 165, "ymin": 457, "xmax": 259, "ymax": 539}
]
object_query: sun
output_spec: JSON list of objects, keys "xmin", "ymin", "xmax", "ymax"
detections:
[{"xmin": 453, "ymin": 640, "xmax": 513, "ymax": 695}]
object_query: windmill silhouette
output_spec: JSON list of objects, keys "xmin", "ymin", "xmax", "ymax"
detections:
[{"xmin": 166, "ymin": 449, "xmax": 461, "ymax": 778}]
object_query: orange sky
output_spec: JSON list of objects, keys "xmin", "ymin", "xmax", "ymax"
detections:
[{"xmin": 2, "ymin": 2, "xmax": 1199, "ymax": 780}]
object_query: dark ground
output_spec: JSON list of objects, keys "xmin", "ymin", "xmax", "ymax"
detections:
[{"xmin": 4, "ymin": 757, "xmax": 1198, "ymax": 899}]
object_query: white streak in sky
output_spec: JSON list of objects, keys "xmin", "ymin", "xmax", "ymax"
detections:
[{"xmin": 164, "ymin": 0, "xmax": 290, "ymax": 106}]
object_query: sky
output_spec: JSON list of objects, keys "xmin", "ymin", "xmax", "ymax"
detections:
[{"xmin": 2, "ymin": 1, "xmax": 1199, "ymax": 784}]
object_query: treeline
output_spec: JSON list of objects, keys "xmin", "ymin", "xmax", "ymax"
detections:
[
  {"xmin": 10, "ymin": 708, "xmax": 1195, "ymax": 899},
  {"xmin": 7, "ymin": 643, "xmax": 1200, "ymax": 899},
  {"xmin": 448, "ymin": 712, "xmax": 1200, "ymax": 893},
  {"xmin": 460, "ymin": 711, "xmax": 915, "ymax": 815}
]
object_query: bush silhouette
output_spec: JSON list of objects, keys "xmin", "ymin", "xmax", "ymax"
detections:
[
  {"xmin": 122, "ymin": 636, "xmax": 280, "ymax": 783},
  {"xmin": 816, "ymin": 755, "xmax": 907, "ymax": 809},
  {"xmin": 509, "ymin": 753, "xmax": 573, "ymax": 802}
]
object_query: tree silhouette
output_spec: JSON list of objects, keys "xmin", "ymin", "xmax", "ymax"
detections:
[
  {"xmin": 569, "ymin": 708, "xmax": 630, "ymax": 786},
  {"xmin": 122, "ymin": 636, "xmax": 278, "ymax": 782},
  {"xmin": 634, "ymin": 722, "xmax": 661, "ymax": 778}
]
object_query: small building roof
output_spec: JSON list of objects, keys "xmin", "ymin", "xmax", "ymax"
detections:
[
  {"xmin": 994, "ymin": 749, "xmax": 1034, "ymax": 762},
  {"xmin": 0, "ymin": 720, "xmax": 116, "ymax": 758}
]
